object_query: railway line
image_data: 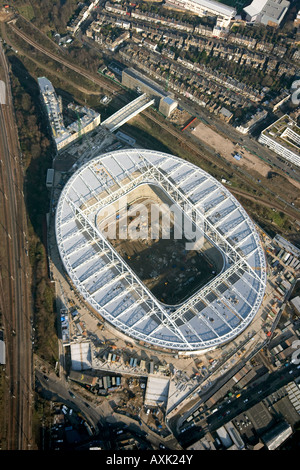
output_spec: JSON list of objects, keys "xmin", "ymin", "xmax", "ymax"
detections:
[
  {"xmin": 1, "ymin": 16, "xmax": 299, "ymax": 449},
  {"xmin": 0, "ymin": 43, "xmax": 32, "ymax": 450},
  {"xmin": 8, "ymin": 21, "xmax": 117, "ymax": 94},
  {"xmin": 6, "ymin": 22, "xmax": 300, "ymax": 219},
  {"xmin": 6, "ymin": 21, "xmax": 300, "ymax": 224}
]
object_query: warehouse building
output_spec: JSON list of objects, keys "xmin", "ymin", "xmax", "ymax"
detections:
[{"xmin": 244, "ymin": 0, "xmax": 290, "ymax": 27}]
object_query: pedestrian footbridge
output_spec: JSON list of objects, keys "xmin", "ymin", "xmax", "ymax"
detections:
[{"xmin": 101, "ymin": 93, "xmax": 155, "ymax": 133}]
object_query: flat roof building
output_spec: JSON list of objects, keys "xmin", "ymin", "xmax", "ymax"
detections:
[
  {"xmin": 236, "ymin": 110, "xmax": 268, "ymax": 135},
  {"xmin": 244, "ymin": 0, "xmax": 290, "ymax": 27},
  {"xmin": 70, "ymin": 342, "xmax": 92, "ymax": 370},
  {"xmin": 46, "ymin": 168, "xmax": 55, "ymax": 188},
  {"xmin": 290, "ymin": 296, "xmax": 300, "ymax": 315},
  {"xmin": 166, "ymin": 0, "xmax": 236, "ymax": 28},
  {"xmin": 38, "ymin": 77, "xmax": 101, "ymax": 152},
  {"xmin": 144, "ymin": 376, "xmax": 170, "ymax": 406},
  {"xmin": 258, "ymin": 115, "xmax": 300, "ymax": 168},
  {"xmin": 261, "ymin": 421, "xmax": 292, "ymax": 450}
]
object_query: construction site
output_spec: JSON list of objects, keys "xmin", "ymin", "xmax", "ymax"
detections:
[{"xmin": 97, "ymin": 182, "xmax": 223, "ymax": 305}]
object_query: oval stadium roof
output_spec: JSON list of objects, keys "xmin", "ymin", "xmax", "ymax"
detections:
[{"xmin": 55, "ymin": 149, "xmax": 266, "ymax": 352}]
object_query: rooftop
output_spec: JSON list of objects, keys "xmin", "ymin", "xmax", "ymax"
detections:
[
  {"xmin": 55, "ymin": 149, "xmax": 266, "ymax": 352},
  {"xmin": 244, "ymin": 0, "xmax": 290, "ymax": 25},
  {"xmin": 261, "ymin": 115, "xmax": 300, "ymax": 158}
]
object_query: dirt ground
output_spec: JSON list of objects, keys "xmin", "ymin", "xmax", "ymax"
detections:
[
  {"xmin": 169, "ymin": 108, "xmax": 192, "ymax": 126},
  {"xmin": 192, "ymin": 121, "xmax": 300, "ymax": 207},
  {"xmin": 193, "ymin": 122, "xmax": 270, "ymax": 177},
  {"xmin": 107, "ymin": 196, "xmax": 221, "ymax": 305}
]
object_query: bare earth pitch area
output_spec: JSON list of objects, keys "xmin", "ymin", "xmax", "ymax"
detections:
[{"xmin": 97, "ymin": 183, "xmax": 224, "ymax": 305}]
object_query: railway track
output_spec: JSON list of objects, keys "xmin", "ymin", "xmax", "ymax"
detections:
[
  {"xmin": 8, "ymin": 22, "xmax": 117, "ymax": 94},
  {"xmin": 6, "ymin": 22, "xmax": 300, "ymax": 216},
  {"xmin": 0, "ymin": 43, "xmax": 32, "ymax": 450}
]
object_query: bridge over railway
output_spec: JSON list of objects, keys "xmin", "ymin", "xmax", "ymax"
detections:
[{"xmin": 101, "ymin": 93, "xmax": 155, "ymax": 132}]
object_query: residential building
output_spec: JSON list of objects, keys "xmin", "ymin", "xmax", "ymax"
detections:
[
  {"xmin": 258, "ymin": 115, "xmax": 300, "ymax": 168},
  {"xmin": 38, "ymin": 77, "xmax": 101, "ymax": 152},
  {"xmin": 236, "ymin": 109, "xmax": 268, "ymax": 134},
  {"xmin": 68, "ymin": 0, "xmax": 99, "ymax": 33},
  {"xmin": 165, "ymin": 0, "xmax": 236, "ymax": 28},
  {"xmin": 219, "ymin": 106, "xmax": 233, "ymax": 122}
]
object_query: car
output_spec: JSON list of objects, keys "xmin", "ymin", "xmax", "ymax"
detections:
[
  {"xmin": 243, "ymin": 398, "xmax": 249, "ymax": 403},
  {"xmin": 69, "ymin": 391, "xmax": 75, "ymax": 398}
]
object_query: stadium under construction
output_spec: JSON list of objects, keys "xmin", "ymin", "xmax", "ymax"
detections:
[{"xmin": 55, "ymin": 149, "xmax": 267, "ymax": 353}]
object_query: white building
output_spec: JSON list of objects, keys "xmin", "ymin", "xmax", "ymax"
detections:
[
  {"xmin": 258, "ymin": 115, "xmax": 300, "ymax": 168},
  {"xmin": 290, "ymin": 296, "xmax": 300, "ymax": 315},
  {"xmin": 38, "ymin": 77, "xmax": 101, "ymax": 152},
  {"xmin": 68, "ymin": 0, "xmax": 99, "ymax": 33},
  {"xmin": 0, "ymin": 339, "xmax": 5, "ymax": 365},
  {"xmin": 165, "ymin": 0, "xmax": 236, "ymax": 28},
  {"xmin": 236, "ymin": 110, "xmax": 268, "ymax": 135},
  {"xmin": 70, "ymin": 342, "xmax": 92, "ymax": 370},
  {"xmin": 244, "ymin": 0, "xmax": 290, "ymax": 27}
]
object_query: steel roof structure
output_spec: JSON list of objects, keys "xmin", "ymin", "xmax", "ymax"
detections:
[{"xmin": 55, "ymin": 149, "xmax": 266, "ymax": 352}]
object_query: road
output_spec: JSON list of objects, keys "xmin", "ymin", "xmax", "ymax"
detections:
[
  {"xmin": 35, "ymin": 369, "xmax": 105, "ymax": 431},
  {"xmin": 177, "ymin": 362, "xmax": 300, "ymax": 448},
  {"xmin": 0, "ymin": 43, "xmax": 32, "ymax": 450},
  {"xmin": 35, "ymin": 368, "xmax": 181, "ymax": 450},
  {"xmin": 206, "ymin": 363, "xmax": 300, "ymax": 430}
]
